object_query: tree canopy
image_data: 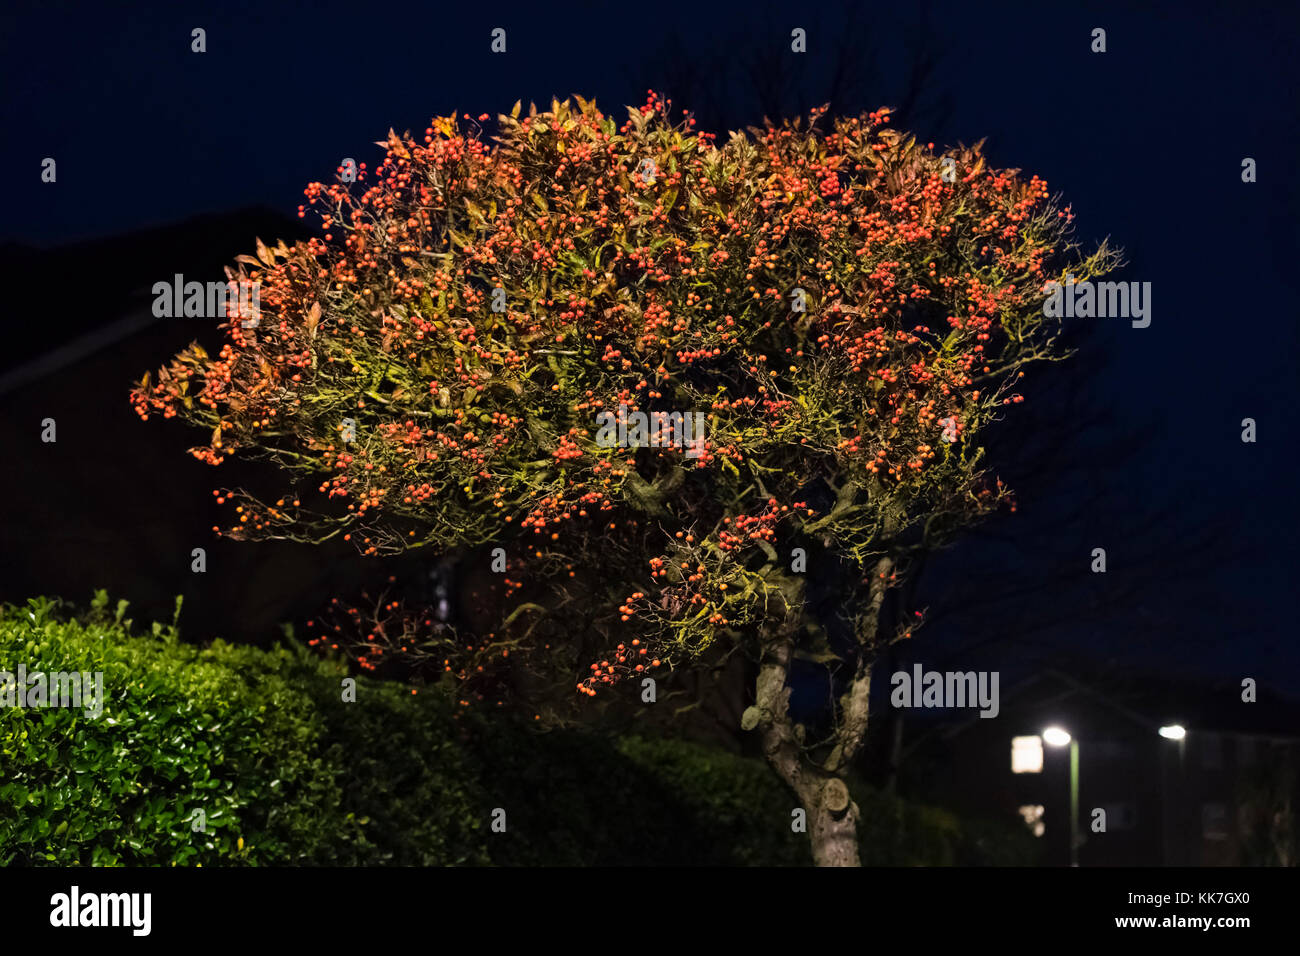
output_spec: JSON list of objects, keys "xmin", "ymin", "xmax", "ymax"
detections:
[{"xmin": 133, "ymin": 93, "xmax": 1116, "ymax": 863}]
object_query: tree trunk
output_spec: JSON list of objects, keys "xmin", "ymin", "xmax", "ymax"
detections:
[
  {"xmin": 808, "ymin": 778, "xmax": 861, "ymax": 866},
  {"xmin": 755, "ymin": 618, "xmax": 865, "ymax": 866},
  {"xmin": 752, "ymin": 531, "xmax": 894, "ymax": 865}
]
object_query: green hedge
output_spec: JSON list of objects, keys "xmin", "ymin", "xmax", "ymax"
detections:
[
  {"xmin": 0, "ymin": 595, "xmax": 1034, "ymax": 866},
  {"xmin": 0, "ymin": 594, "xmax": 483, "ymax": 866}
]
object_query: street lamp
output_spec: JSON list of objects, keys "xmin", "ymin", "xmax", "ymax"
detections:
[
  {"xmin": 1159, "ymin": 725, "xmax": 1187, "ymax": 864},
  {"xmin": 1043, "ymin": 727, "xmax": 1072, "ymax": 747},
  {"xmin": 1043, "ymin": 727, "xmax": 1079, "ymax": 866}
]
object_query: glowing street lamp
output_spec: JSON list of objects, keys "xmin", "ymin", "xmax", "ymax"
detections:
[
  {"xmin": 1159, "ymin": 724, "xmax": 1187, "ymax": 864},
  {"xmin": 1043, "ymin": 726, "xmax": 1079, "ymax": 866},
  {"xmin": 1043, "ymin": 727, "xmax": 1072, "ymax": 748}
]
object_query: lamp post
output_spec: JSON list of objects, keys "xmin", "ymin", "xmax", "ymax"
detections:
[
  {"xmin": 1043, "ymin": 727, "xmax": 1078, "ymax": 866},
  {"xmin": 1158, "ymin": 725, "xmax": 1186, "ymax": 865}
]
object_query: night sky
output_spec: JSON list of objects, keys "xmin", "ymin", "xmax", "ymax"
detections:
[{"xmin": 3, "ymin": 0, "xmax": 1297, "ymax": 688}]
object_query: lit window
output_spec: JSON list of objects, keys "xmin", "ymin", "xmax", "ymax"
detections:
[
  {"xmin": 1012, "ymin": 735, "xmax": 1044, "ymax": 774},
  {"xmin": 1018, "ymin": 805, "xmax": 1045, "ymax": 837}
]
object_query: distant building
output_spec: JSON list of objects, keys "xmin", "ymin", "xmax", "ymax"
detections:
[
  {"xmin": 0, "ymin": 210, "xmax": 382, "ymax": 644},
  {"xmin": 900, "ymin": 669, "xmax": 1300, "ymax": 866}
]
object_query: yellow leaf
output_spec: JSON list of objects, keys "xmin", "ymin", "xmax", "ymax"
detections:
[{"xmin": 386, "ymin": 129, "xmax": 410, "ymax": 159}]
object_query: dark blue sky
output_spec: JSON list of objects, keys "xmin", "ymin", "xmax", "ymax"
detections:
[{"xmin": 3, "ymin": 0, "xmax": 1297, "ymax": 684}]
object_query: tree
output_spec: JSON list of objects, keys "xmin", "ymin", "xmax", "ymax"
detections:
[{"xmin": 132, "ymin": 93, "xmax": 1117, "ymax": 865}]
